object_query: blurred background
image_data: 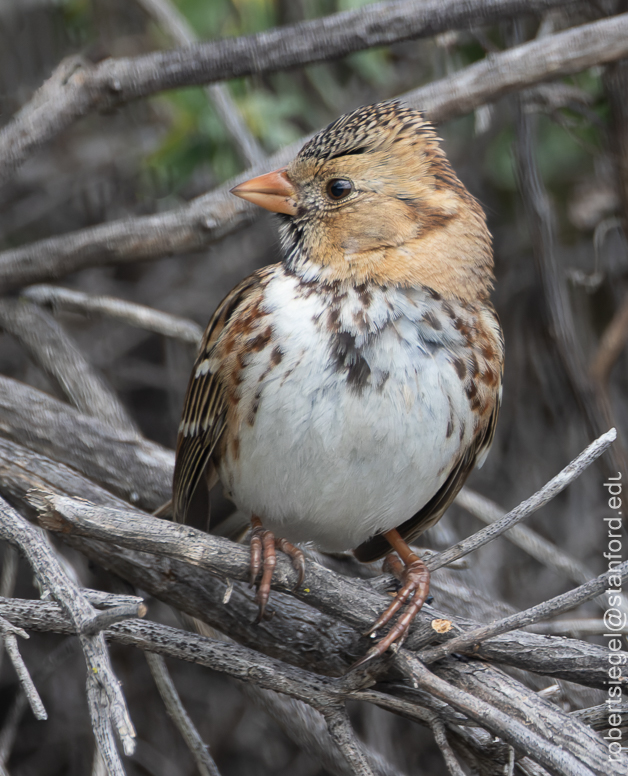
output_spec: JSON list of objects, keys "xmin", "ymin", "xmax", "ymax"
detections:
[{"xmin": 0, "ymin": 1, "xmax": 625, "ymax": 774}]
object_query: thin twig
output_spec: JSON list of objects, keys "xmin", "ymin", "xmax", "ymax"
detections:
[
  {"xmin": 0, "ymin": 616, "xmax": 47, "ymax": 721},
  {"xmin": 397, "ymin": 654, "xmax": 593, "ymax": 776},
  {"xmin": 455, "ymin": 486, "xmax": 627, "ymax": 617},
  {"xmin": 0, "ymin": 299, "xmax": 138, "ymax": 434},
  {"xmin": 145, "ymin": 652, "xmax": 221, "ymax": 776},
  {"xmin": 136, "ymin": 0, "xmax": 264, "ymax": 166},
  {"xmin": 0, "ymin": 544, "xmax": 18, "ymax": 678},
  {"xmin": 22, "ymin": 285, "xmax": 203, "ymax": 345},
  {"xmin": 429, "ymin": 717, "xmax": 465, "ymax": 776},
  {"xmin": 426, "ymin": 429, "xmax": 616, "ymax": 572},
  {"xmin": 526, "ymin": 618, "xmax": 628, "ymax": 635},
  {"xmin": 418, "ymin": 561, "xmax": 628, "ymax": 663}
]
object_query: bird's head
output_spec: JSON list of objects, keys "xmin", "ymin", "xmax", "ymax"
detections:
[{"xmin": 231, "ymin": 101, "xmax": 493, "ymax": 302}]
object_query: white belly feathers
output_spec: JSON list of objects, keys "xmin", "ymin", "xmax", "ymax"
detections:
[{"xmin": 219, "ymin": 271, "xmax": 476, "ymax": 552}]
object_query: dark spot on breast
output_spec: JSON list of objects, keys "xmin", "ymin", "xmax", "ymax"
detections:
[
  {"xmin": 270, "ymin": 346, "xmax": 283, "ymax": 366},
  {"xmin": 452, "ymin": 357, "xmax": 466, "ymax": 380},
  {"xmin": 428, "ymin": 289, "xmax": 442, "ymax": 301},
  {"xmin": 328, "ymin": 307, "xmax": 341, "ymax": 332},
  {"xmin": 355, "ymin": 283, "xmax": 372, "ymax": 306},
  {"xmin": 331, "ymin": 331, "xmax": 371, "ymax": 393},
  {"xmin": 466, "ymin": 381, "xmax": 478, "ymax": 400},
  {"xmin": 231, "ymin": 436, "xmax": 240, "ymax": 460},
  {"xmin": 347, "ymin": 357, "xmax": 371, "ymax": 390},
  {"xmin": 422, "ymin": 311, "xmax": 442, "ymax": 330},
  {"xmin": 442, "ymin": 302, "xmax": 456, "ymax": 319}
]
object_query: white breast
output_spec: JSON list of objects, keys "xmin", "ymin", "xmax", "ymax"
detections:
[{"xmin": 220, "ymin": 272, "xmax": 476, "ymax": 553}]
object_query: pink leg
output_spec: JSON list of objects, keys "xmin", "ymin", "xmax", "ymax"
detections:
[
  {"xmin": 249, "ymin": 515, "xmax": 306, "ymax": 621},
  {"xmin": 353, "ymin": 529, "xmax": 430, "ymax": 668}
]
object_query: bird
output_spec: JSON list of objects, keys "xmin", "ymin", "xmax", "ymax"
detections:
[{"xmin": 172, "ymin": 100, "xmax": 504, "ymax": 666}]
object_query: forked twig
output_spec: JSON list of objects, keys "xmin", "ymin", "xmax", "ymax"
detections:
[
  {"xmin": 0, "ymin": 616, "xmax": 47, "ymax": 720},
  {"xmin": 427, "ymin": 429, "xmax": 616, "ymax": 572},
  {"xmin": 419, "ymin": 561, "xmax": 628, "ymax": 663}
]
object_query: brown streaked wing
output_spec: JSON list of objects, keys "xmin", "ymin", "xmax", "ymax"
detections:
[
  {"xmin": 354, "ymin": 398, "xmax": 501, "ymax": 563},
  {"xmin": 172, "ymin": 267, "xmax": 274, "ymax": 523}
]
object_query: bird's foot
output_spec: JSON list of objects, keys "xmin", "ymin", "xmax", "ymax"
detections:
[
  {"xmin": 249, "ymin": 515, "xmax": 305, "ymax": 621},
  {"xmin": 353, "ymin": 530, "xmax": 430, "ymax": 669}
]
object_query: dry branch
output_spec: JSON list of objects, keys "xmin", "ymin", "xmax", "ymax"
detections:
[
  {"xmin": 427, "ymin": 429, "xmax": 616, "ymax": 572},
  {"xmin": 418, "ymin": 560, "xmax": 628, "ymax": 663},
  {"xmin": 0, "ymin": 299, "xmax": 138, "ymax": 434},
  {"xmin": 22, "ymin": 284, "xmax": 203, "ymax": 345},
  {"xmin": 0, "ymin": 599, "xmax": 610, "ymax": 776},
  {"xmin": 0, "ymin": 615, "xmax": 47, "ymax": 721},
  {"xmin": 0, "ymin": 375, "xmax": 173, "ymax": 510},
  {"xmin": 145, "ymin": 652, "xmax": 221, "ymax": 776},
  {"xmin": 397, "ymin": 654, "xmax": 596, "ymax": 776},
  {"xmin": 0, "ymin": 496, "xmax": 136, "ymax": 774},
  {"xmin": 0, "ymin": 0, "xmax": 574, "ymax": 186},
  {"xmin": 3, "ymin": 12, "xmax": 628, "ymax": 293},
  {"xmin": 24, "ymin": 478, "xmax": 624, "ymax": 689}
]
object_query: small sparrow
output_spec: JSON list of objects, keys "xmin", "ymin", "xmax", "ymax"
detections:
[{"xmin": 173, "ymin": 101, "xmax": 503, "ymax": 665}]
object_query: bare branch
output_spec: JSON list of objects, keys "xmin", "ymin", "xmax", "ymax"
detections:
[
  {"xmin": 135, "ymin": 0, "xmax": 264, "ymax": 167},
  {"xmin": 22, "ymin": 284, "xmax": 203, "ymax": 345},
  {"xmin": 0, "ymin": 544, "xmax": 18, "ymax": 679},
  {"xmin": 145, "ymin": 652, "xmax": 221, "ymax": 776},
  {"xmin": 0, "ymin": 0, "xmax": 574, "ymax": 186},
  {"xmin": 0, "ymin": 496, "xmax": 136, "ymax": 770},
  {"xmin": 428, "ymin": 717, "xmax": 466, "ymax": 776},
  {"xmin": 418, "ymin": 561, "xmax": 628, "ymax": 663},
  {"xmin": 527, "ymin": 618, "xmax": 628, "ymax": 636},
  {"xmin": 0, "ymin": 300, "xmax": 138, "ymax": 434},
  {"xmin": 0, "ymin": 375, "xmax": 173, "ymax": 510},
  {"xmin": 397, "ymin": 654, "xmax": 593, "ymax": 776},
  {"xmin": 3, "ymin": 12, "xmax": 628, "ymax": 293},
  {"xmin": 324, "ymin": 709, "xmax": 377, "ymax": 776},
  {"xmin": 426, "ymin": 429, "xmax": 616, "ymax": 572},
  {"xmin": 0, "ymin": 615, "xmax": 47, "ymax": 721},
  {"xmin": 25, "ymin": 486, "xmax": 625, "ymax": 690},
  {"xmin": 455, "ymin": 487, "xmax": 626, "ymax": 617}
]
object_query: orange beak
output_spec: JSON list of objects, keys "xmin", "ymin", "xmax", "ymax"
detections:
[{"xmin": 230, "ymin": 168, "xmax": 297, "ymax": 216}]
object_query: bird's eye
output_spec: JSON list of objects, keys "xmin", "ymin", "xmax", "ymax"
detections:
[{"xmin": 326, "ymin": 179, "xmax": 353, "ymax": 201}]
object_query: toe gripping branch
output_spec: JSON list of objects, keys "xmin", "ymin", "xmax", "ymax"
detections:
[
  {"xmin": 353, "ymin": 529, "xmax": 430, "ymax": 669},
  {"xmin": 249, "ymin": 516, "xmax": 305, "ymax": 621}
]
